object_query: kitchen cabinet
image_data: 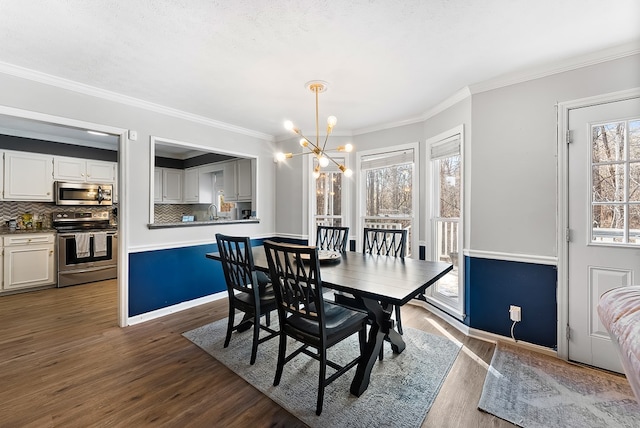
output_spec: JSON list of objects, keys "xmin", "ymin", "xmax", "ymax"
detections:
[
  {"xmin": 53, "ymin": 156, "xmax": 116, "ymax": 183},
  {"xmin": 0, "ymin": 151, "xmax": 3, "ymax": 201},
  {"xmin": 223, "ymin": 158, "xmax": 252, "ymax": 202},
  {"xmin": 3, "ymin": 151, "xmax": 54, "ymax": 201},
  {"xmin": 183, "ymin": 168, "xmax": 199, "ymax": 203},
  {"xmin": 154, "ymin": 168, "xmax": 163, "ymax": 202},
  {"xmin": 154, "ymin": 167, "xmax": 183, "ymax": 203},
  {"xmin": 2, "ymin": 233, "xmax": 55, "ymax": 291}
]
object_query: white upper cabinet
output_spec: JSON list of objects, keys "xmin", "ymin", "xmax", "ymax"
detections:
[
  {"xmin": 223, "ymin": 158, "xmax": 252, "ymax": 202},
  {"xmin": 0, "ymin": 151, "xmax": 3, "ymax": 201},
  {"xmin": 154, "ymin": 168, "xmax": 163, "ymax": 202},
  {"xmin": 86, "ymin": 160, "xmax": 117, "ymax": 182},
  {"xmin": 54, "ymin": 156, "xmax": 116, "ymax": 183},
  {"xmin": 183, "ymin": 168, "xmax": 199, "ymax": 203},
  {"xmin": 3, "ymin": 151, "xmax": 54, "ymax": 201},
  {"xmin": 222, "ymin": 161, "xmax": 238, "ymax": 201},
  {"xmin": 236, "ymin": 158, "xmax": 252, "ymax": 201},
  {"xmin": 156, "ymin": 168, "xmax": 182, "ymax": 203}
]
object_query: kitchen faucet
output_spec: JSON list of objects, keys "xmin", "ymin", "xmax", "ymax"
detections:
[{"xmin": 207, "ymin": 204, "xmax": 218, "ymax": 220}]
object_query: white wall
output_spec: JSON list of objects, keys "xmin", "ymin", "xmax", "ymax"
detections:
[
  {"xmin": 0, "ymin": 72, "xmax": 278, "ymax": 251},
  {"xmin": 470, "ymin": 53, "xmax": 640, "ymax": 258}
]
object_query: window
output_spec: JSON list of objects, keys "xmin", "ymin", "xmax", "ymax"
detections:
[
  {"xmin": 591, "ymin": 118, "xmax": 640, "ymax": 245},
  {"xmin": 358, "ymin": 144, "xmax": 418, "ymax": 256},
  {"xmin": 426, "ymin": 128, "xmax": 464, "ymax": 318}
]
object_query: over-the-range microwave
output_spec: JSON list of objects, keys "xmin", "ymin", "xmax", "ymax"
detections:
[{"xmin": 54, "ymin": 181, "xmax": 113, "ymax": 206}]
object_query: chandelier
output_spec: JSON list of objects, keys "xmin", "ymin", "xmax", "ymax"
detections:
[{"xmin": 276, "ymin": 81, "xmax": 353, "ymax": 178}]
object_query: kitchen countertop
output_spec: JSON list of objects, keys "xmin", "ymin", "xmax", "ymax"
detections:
[
  {"xmin": 147, "ymin": 218, "xmax": 259, "ymax": 229},
  {"xmin": 0, "ymin": 227, "xmax": 58, "ymax": 235}
]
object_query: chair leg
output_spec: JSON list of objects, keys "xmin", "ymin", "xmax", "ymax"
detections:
[
  {"xmin": 395, "ymin": 305, "xmax": 403, "ymax": 335},
  {"xmin": 316, "ymin": 347, "xmax": 327, "ymax": 415},
  {"xmin": 250, "ymin": 310, "xmax": 260, "ymax": 365},
  {"xmin": 265, "ymin": 310, "xmax": 271, "ymax": 326},
  {"xmin": 358, "ymin": 326, "xmax": 367, "ymax": 356},
  {"xmin": 273, "ymin": 332, "xmax": 287, "ymax": 386},
  {"xmin": 224, "ymin": 304, "xmax": 235, "ymax": 348}
]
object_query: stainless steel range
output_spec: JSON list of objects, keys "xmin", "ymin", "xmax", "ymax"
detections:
[{"xmin": 52, "ymin": 211, "xmax": 118, "ymax": 287}]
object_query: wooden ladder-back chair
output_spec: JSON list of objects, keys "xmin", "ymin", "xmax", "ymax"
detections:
[
  {"xmin": 216, "ymin": 233, "xmax": 278, "ymax": 365},
  {"xmin": 263, "ymin": 240, "xmax": 367, "ymax": 415},
  {"xmin": 362, "ymin": 227, "xmax": 408, "ymax": 336},
  {"xmin": 316, "ymin": 225, "xmax": 350, "ymax": 253}
]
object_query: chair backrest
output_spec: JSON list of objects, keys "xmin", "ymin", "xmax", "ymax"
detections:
[
  {"xmin": 362, "ymin": 227, "xmax": 407, "ymax": 258},
  {"xmin": 215, "ymin": 233, "xmax": 260, "ymax": 301},
  {"xmin": 263, "ymin": 240, "xmax": 325, "ymax": 326},
  {"xmin": 316, "ymin": 226, "xmax": 349, "ymax": 252}
]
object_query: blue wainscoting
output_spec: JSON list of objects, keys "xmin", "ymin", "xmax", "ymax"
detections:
[
  {"xmin": 128, "ymin": 238, "xmax": 266, "ymax": 316},
  {"xmin": 465, "ymin": 256, "xmax": 557, "ymax": 348}
]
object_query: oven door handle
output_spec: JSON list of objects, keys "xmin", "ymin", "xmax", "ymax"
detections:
[{"xmin": 58, "ymin": 232, "xmax": 117, "ymax": 238}]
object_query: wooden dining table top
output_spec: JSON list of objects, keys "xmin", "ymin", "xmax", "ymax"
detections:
[{"xmin": 206, "ymin": 247, "xmax": 453, "ymax": 306}]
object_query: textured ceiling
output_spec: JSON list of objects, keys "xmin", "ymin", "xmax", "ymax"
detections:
[{"xmin": 0, "ymin": 0, "xmax": 639, "ymax": 140}]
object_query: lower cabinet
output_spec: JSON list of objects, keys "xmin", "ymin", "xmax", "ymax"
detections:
[{"xmin": 2, "ymin": 234, "xmax": 55, "ymax": 291}]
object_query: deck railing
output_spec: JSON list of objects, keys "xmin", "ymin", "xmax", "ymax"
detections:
[{"xmin": 435, "ymin": 218, "xmax": 459, "ymax": 263}]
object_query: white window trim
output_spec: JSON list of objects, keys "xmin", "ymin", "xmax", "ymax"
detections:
[
  {"xmin": 424, "ymin": 125, "xmax": 465, "ymax": 320},
  {"xmin": 356, "ymin": 142, "xmax": 420, "ymax": 255}
]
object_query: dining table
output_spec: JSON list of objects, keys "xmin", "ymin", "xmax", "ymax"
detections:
[{"xmin": 206, "ymin": 246, "xmax": 453, "ymax": 397}]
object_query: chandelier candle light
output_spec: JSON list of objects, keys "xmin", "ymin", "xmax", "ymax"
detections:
[{"xmin": 276, "ymin": 80, "xmax": 353, "ymax": 178}]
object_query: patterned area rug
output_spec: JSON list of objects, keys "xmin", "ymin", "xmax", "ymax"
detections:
[
  {"xmin": 183, "ymin": 317, "xmax": 460, "ymax": 428},
  {"xmin": 478, "ymin": 342, "xmax": 640, "ymax": 427}
]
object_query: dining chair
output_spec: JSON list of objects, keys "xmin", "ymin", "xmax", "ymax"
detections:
[
  {"xmin": 215, "ymin": 233, "xmax": 278, "ymax": 365},
  {"xmin": 316, "ymin": 225, "xmax": 350, "ymax": 252},
  {"xmin": 263, "ymin": 240, "xmax": 367, "ymax": 416},
  {"xmin": 362, "ymin": 227, "xmax": 408, "ymax": 336}
]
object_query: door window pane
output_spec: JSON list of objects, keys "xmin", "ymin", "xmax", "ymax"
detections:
[
  {"xmin": 629, "ymin": 120, "xmax": 640, "ymax": 161},
  {"xmin": 592, "ymin": 164, "xmax": 625, "ymax": 202},
  {"xmin": 630, "ymin": 204, "xmax": 640, "ymax": 244},
  {"xmin": 592, "ymin": 122, "xmax": 624, "ymax": 163}
]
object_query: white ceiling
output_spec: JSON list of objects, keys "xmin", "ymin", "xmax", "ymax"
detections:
[{"xmin": 0, "ymin": 0, "xmax": 639, "ymax": 141}]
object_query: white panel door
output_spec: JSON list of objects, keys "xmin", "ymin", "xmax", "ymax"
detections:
[{"xmin": 568, "ymin": 96, "xmax": 640, "ymax": 372}]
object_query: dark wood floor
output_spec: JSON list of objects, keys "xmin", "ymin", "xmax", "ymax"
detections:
[{"xmin": 0, "ymin": 280, "xmax": 514, "ymax": 427}]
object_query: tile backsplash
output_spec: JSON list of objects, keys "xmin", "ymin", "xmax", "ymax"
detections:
[{"xmin": 0, "ymin": 201, "xmax": 118, "ymax": 228}]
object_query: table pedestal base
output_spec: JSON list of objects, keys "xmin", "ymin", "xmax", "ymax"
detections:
[{"xmin": 350, "ymin": 297, "xmax": 406, "ymax": 396}]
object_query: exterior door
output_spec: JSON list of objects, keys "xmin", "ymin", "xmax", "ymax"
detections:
[{"xmin": 568, "ymin": 96, "xmax": 640, "ymax": 372}]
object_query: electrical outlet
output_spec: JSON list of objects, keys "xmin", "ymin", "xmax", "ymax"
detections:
[{"xmin": 509, "ymin": 305, "xmax": 521, "ymax": 322}]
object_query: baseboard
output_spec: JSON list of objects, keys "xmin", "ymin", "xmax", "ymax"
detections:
[
  {"xmin": 409, "ymin": 299, "xmax": 558, "ymax": 358},
  {"xmin": 127, "ymin": 291, "xmax": 227, "ymax": 325},
  {"xmin": 467, "ymin": 328, "xmax": 557, "ymax": 357}
]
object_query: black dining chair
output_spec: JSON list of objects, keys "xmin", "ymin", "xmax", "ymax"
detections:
[
  {"xmin": 215, "ymin": 233, "xmax": 278, "ymax": 365},
  {"xmin": 263, "ymin": 240, "xmax": 367, "ymax": 416},
  {"xmin": 362, "ymin": 227, "xmax": 408, "ymax": 336},
  {"xmin": 316, "ymin": 225, "xmax": 350, "ymax": 253}
]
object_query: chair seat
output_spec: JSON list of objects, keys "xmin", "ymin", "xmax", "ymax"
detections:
[
  {"xmin": 235, "ymin": 289, "xmax": 276, "ymax": 306},
  {"xmin": 285, "ymin": 301, "xmax": 367, "ymax": 346}
]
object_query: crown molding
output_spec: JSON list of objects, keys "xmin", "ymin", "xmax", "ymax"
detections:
[
  {"xmin": 469, "ymin": 40, "xmax": 640, "ymax": 95},
  {"xmin": 353, "ymin": 87, "xmax": 472, "ymax": 136},
  {"xmin": 352, "ymin": 114, "xmax": 426, "ymax": 136},
  {"xmin": 0, "ymin": 61, "xmax": 275, "ymax": 142}
]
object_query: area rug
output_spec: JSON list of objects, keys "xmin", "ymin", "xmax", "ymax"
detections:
[
  {"xmin": 183, "ymin": 317, "xmax": 460, "ymax": 428},
  {"xmin": 478, "ymin": 341, "xmax": 640, "ymax": 427}
]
